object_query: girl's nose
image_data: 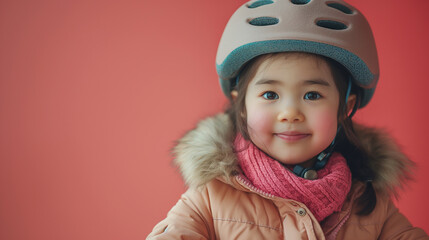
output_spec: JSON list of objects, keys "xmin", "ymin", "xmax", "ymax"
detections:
[{"xmin": 277, "ymin": 107, "xmax": 305, "ymax": 123}]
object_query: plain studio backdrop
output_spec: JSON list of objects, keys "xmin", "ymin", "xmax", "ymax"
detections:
[{"xmin": 1, "ymin": 0, "xmax": 428, "ymax": 239}]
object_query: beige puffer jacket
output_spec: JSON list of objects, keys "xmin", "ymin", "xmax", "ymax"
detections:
[{"xmin": 147, "ymin": 114, "xmax": 428, "ymax": 239}]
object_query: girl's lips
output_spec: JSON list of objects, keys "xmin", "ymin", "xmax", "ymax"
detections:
[{"xmin": 275, "ymin": 132, "xmax": 310, "ymax": 141}]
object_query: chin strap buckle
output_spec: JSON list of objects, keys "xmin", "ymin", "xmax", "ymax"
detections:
[
  {"xmin": 303, "ymin": 169, "xmax": 318, "ymax": 180},
  {"xmin": 292, "ymin": 150, "xmax": 331, "ymax": 180},
  {"xmin": 292, "ymin": 165, "xmax": 319, "ymax": 180}
]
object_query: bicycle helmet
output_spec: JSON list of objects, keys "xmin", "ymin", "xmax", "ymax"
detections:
[{"xmin": 216, "ymin": 0, "xmax": 378, "ymax": 107}]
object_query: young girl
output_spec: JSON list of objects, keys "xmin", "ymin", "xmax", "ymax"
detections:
[{"xmin": 148, "ymin": 0, "xmax": 428, "ymax": 239}]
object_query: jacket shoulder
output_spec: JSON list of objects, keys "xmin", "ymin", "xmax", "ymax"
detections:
[
  {"xmin": 337, "ymin": 186, "xmax": 428, "ymax": 239},
  {"xmin": 147, "ymin": 179, "xmax": 284, "ymax": 239}
]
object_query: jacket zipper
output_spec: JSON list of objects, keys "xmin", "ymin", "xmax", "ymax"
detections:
[{"xmin": 236, "ymin": 175, "xmax": 277, "ymax": 199}]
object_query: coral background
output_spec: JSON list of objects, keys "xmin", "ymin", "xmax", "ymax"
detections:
[{"xmin": 1, "ymin": 0, "xmax": 428, "ymax": 239}]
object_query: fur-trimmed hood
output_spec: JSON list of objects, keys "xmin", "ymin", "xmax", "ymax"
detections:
[{"xmin": 173, "ymin": 114, "xmax": 414, "ymax": 196}]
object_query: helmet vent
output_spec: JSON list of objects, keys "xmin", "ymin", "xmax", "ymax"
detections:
[
  {"xmin": 290, "ymin": 0, "xmax": 310, "ymax": 5},
  {"xmin": 316, "ymin": 20, "xmax": 348, "ymax": 30},
  {"xmin": 326, "ymin": 2, "xmax": 353, "ymax": 14},
  {"xmin": 247, "ymin": 0, "xmax": 274, "ymax": 8},
  {"xmin": 248, "ymin": 17, "xmax": 279, "ymax": 26}
]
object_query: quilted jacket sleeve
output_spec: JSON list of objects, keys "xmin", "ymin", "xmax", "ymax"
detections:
[
  {"xmin": 378, "ymin": 199, "xmax": 428, "ymax": 239},
  {"xmin": 146, "ymin": 186, "xmax": 215, "ymax": 240}
]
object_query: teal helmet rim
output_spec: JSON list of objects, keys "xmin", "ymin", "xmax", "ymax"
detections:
[{"xmin": 216, "ymin": 39, "xmax": 378, "ymax": 108}]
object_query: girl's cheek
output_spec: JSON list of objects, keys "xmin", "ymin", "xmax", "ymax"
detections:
[
  {"xmin": 311, "ymin": 109, "xmax": 338, "ymax": 139},
  {"xmin": 247, "ymin": 107, "xmax": 272, "ymax": 134}
]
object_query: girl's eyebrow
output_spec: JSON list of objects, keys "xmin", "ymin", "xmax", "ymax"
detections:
[
  {"xmin": 254, "ymin": 79, "xmax": 282, "ymax": 85},
  {"xmin": 303, "ymin": 78, "xmax": 331, "ymax": 87},
  {"xmin": 254, "ymin": 78, "xmax": 331, "ymax": 86}
]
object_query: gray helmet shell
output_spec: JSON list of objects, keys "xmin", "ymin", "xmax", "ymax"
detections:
[{"xmin": 216, "ymin": 0, "xmax": 379, "ymax": 107}]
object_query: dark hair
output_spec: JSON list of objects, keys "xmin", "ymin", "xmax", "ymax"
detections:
[{"xmin": 225, "ymin": 52, "xmax": 376, "ymax": 215}]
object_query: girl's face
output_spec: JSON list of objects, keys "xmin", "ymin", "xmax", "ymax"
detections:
[{"xmin": 245, "ymin": 54, "xmax": 340, "ymax": 167}]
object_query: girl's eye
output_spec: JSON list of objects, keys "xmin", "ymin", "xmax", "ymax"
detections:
[
  {"xmin": 262, "ymin": 91, "xmax": 279, "ymax": 100},
  {"xmin": 304, "ymin": 91, "xmax": 322, "ymax": 100}
]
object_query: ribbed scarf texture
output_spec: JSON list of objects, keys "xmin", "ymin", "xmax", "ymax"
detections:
[{"xmin": 235, "ymin": 134, "xmax": 352, "ymax": 222}]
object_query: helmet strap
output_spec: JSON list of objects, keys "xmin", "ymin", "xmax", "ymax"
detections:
[
  {"xmin": 231, "ymin": 74, "xmax": 240, "ymax": 90},
  {"xmin": 292, "ymin": 76, "xmax": 354, "ymax": 180}
]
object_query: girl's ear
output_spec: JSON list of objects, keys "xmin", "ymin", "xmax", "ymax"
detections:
[
  {"xmin": 231, "ymin": 90, "xmax": 238, "ymax": 101},
  {"xmin": 346, "ymin": 94, "xmax": 357, "ymax": 117}
]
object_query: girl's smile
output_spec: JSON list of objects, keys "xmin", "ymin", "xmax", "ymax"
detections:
[
  {"xmin": 274, "ymin": 131, "xmax": 311, "ymax": 142},
  {"xmin": 245, "ymin": 53, "xmax": 340, "ymax": 167}
]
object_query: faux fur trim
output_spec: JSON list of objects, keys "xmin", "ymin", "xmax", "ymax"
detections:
[
  {"xmin": 173, "ymin": 114, "xmax": 238, "ymax": 188},
  {"xmin": 354, "ymin": 124, "xmax": 414, "ymax": 197},
  {"xmin": 173, "ymin": 114, "xmax": 414, "ymax": 196}
]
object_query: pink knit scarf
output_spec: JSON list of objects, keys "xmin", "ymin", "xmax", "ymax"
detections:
[{"xmin": 235, "ymin": 134, "xmax": 352, "ymax": 222}]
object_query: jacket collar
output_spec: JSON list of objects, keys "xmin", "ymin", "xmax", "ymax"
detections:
[{"xmin": 173, "ymin": 114, "xmax": 414, "ymax": 196}]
